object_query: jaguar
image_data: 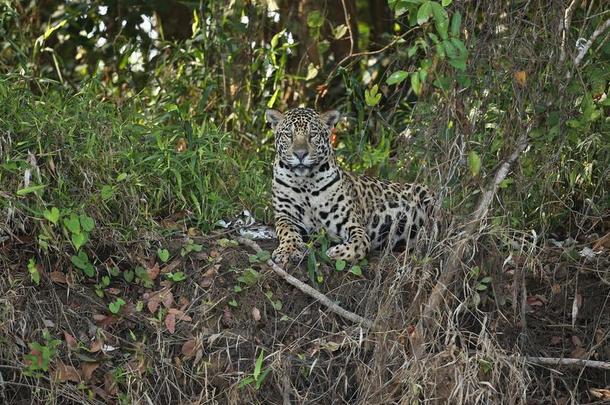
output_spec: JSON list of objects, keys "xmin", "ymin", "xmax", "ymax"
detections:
[{"xmin": 266, "ymin": 107, "xmax": 435, "ymax": 265}]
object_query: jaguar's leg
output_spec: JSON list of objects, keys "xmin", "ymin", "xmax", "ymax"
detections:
[
  {"xmin": 272, "ymin": 215, "xmax": 307, "ymax": 265},
  {"xmin": 326, "ymin": 223, "xmax": 370, "ymax": 263}
]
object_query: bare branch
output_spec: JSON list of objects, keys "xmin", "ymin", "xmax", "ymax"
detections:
[
  {"xmin": 525, "ymin": 356, "xmax": 610, "ymax": 371},
  {"xmin": 237, "ymin": 237, "xmax": 375, "ymax": 329}
]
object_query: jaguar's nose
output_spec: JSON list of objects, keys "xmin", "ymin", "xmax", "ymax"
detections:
[{"xmin": 293, "ymin": 150, "xmax": 309, "ymax": 161}]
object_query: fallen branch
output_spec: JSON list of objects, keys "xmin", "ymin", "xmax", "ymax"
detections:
[
  {"xmin": 412, "ymin": 130, "xmax": 530, "ymax": 352},
  {"xmin": 525, "ymin": 356, "xmax": 610, "ymax": 371},
  {"xmin": 237, "ymin": 237, "xmax": 375, "ymax": 329},
  {"xmin": 573, "ymin": 18, "xmax": 610, "ymax": 68}
]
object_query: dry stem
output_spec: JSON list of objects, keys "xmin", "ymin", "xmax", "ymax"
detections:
[
  {"xmin": 237, "ymin": 237, "xmax": 375, "ymax": 329},
  {"xmin": 525, "ymin": 356, "xmax": 610, "ymax": 371}
]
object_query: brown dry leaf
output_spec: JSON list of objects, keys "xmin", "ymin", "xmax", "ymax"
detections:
[
  {"xmin": 550, "ymin": 336, "xmax": 563, "ymax": 345},
  {"xmin": 571, "ymin": 335, "xmax": 583, "ymax": 347},
  {"xmin": 178, "ymin": 296, "xmax": 189, "ymax": 309},
  {"xmin": 222, "ymin": 306, "xmax": 233, "ymax": 327},
  {"xmin": 165, "ymin": 313, "xmax": 176, "ymax": 334},
  {"xmin": 181, "ymin": 338, "xmax": 198, "ymax": 358},
  {"xmin": 64, "ymin": 331, "xmax": 78, "ymax": 350},
  {"xmin": 81, "ymin": 362, "xmax": 99, "ymax": 382},
  {"xmin": 168, "ymin": 308, "xmax": 192, "ymax": 321},
  {"xmin": 90, "ymin": 339, "xmax": 103, "ymax": 353},
  {"xmin": 595, "ymin": 329, "xmax": 605, "ymax": 344},
  {"xmin": 54, "ymin": 362, "xmax": 81, "ymax": 383},
  {"xmin": 590, "ymin": 388, "xmax": 610, "ymax": 400},
  {"xmin": 147, "ymin": 263, "xmax": 160, "ymax": 280},
  {"xmin": 49, "ymin": 271, "xmax": 67, "ymax": 284},
  {"xmin": 526, "ymin": 295, "xmax": 545, "ymax": 307},
  {"xmin": 570, "ymin": 346, "xmax": 587, "ymax": 359},
  {"xmin": 200, "ymin": 278, "xmax": 213, "ymax": 288},
  {"xmin": 161, "ymin": 290, "xmax": 174, "ymax": 308},
  {"xmin": 105, "ymin": 287, "xmax": 121, "ymax": 295},
  {"xmin": 514, "ymin": 70, "xmax": 527, "ymax": 87},
  {"xmin": 592, "ymin": 232, "xmax": 610, "ymax": 252},
  {"xmin": 251, "ymin": 307, "xmax": 261, "ymax": 321},
  {"xmin": 551, "ymin": 283, "xmax": 561, "ymax": 294},
  {"xmin": 147, "ymin": 294, "xmax": 161, "ymax": 314},
  {"xmin": 175, "ymin": 137, "xmax": 187, "ymax": 152},
  {"xmin": 202, "ymin": 265, "xmax": 219, "ymax": 279}
]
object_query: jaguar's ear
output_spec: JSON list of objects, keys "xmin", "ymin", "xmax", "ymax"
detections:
[
  {"xmin": 320, "ymin": 110, "xmax": 340, "ymax": 129},
  {"xmin": 265, "ymin": 109, "xmax": 285, "ymax": 129}
]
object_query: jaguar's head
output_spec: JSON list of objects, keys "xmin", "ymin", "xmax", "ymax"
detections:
[{"xmin": 266, "ymin": 107, "xmax": 340, "ymax": 176}]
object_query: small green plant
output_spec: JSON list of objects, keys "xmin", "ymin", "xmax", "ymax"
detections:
[
  {"xmin": 94, "ymin": 275, "xmax": 111, "ymax": 298},
  {"xmin": 469, "ymin": 266, "xmax": 492, "ymax": 307},
  {"xmin": 264, "ymin": 291, "xmax": 283, "ymax": 311},
  {"xmin": 134, "ymin": 266, "xmax": 153, "ymax": 288},
  {"xmin": 165, "ymin": 271, "xmax": 187, "ymax": 282},
  {"xmin": 108, "ymin": 298, "xmax": 126, "ymax": 314},
  {"xmin": 238, "ymin": 349, "xmax": 271, "ymax": 390},
  {"xmin": 248, "ymin": 250, "xmax": 270, "ymax": 264},
  {"xmin": 23, "ymin": 329, "xmax": 61, "ymax": 376},
  {"xmin": 157, "ymin": 248, "xmax": 170, "ymax": 263},
  {"xmin": 181, "ymin": 239, "xmax": 203, "ymax": 256},
  {"xmin": 237, "ymin": 268, "xmax": 260, "ymax": 286},
  {"xmin": 27, "ymin": 257, "xmax": 41, "ymax": 285},
  {"xmin": 70, "ymin": 250, "xmax": 95, "ymax": 277}
]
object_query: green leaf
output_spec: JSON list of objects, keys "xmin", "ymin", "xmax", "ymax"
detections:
[
  {"xmin": 386, "ymin": 70, "xmax": 409, "ymax": 85},
  {"xmin": 365, "ymin": 85, "xmax": 382, "ymax": 107},
  {"xmin": 335, "ymin": 259, "xmax": 347, "ymax": 271},
  {"xmin": 64, "ymin": 213, "xmax": 80, "ymax": 234},
  {"xmin": 417, "ymin": 1, "xmax": 432, "ymax": 25},
  {"xmin": 108, "ymin": 298, "xmax": 126, "ymax": 314},
  {"xmin": 228, "ymin": 299, "xmax": 238, "ymax": 307},
  {"xmin": 43, "ymin": 207, "xmax": 60, "ymax": 224},
  {"xmin": 101, "ymin": 185, "xmax": 114, "ymax": 200},
  {"xmin": 305, "ymin": 63, "xmax": 318, "ymax": 81},
  {"xmin": 257, "ymin": 250, "xmax": 271, "ymax": 261},
  {"xmin": 430, "ymin": 2, "xmax": 449, "ymax": 39},
  {"xmin": 468, "ymin": 150, "xmax": 481, "ymax": 176},
  {"xmin": 71, "ymin": 231, "xmax": 88, "ymax": 251},
  {"xmin": 28, "ymin": 258, "xmax": 40, "ymax": 286},
  {"xmin": 237, "ymin": 268, "xmax": 259, "ymax": 286},
  {"xmin": 157, "ymin": 248, "xmax": 170, "ymax": 263},
  {"xmin": 116, "ymin": 173, "xmax": 128, "ymax": 182},
  {"xmin": 307, "ymin": 10, "xmax": 324, "ymax": 28},
  {"xmin": 16, "ymin": 184, "xmax": 46, "ymax": 196},
  {"xmin": 450, "ymin": 11, "xmax": 462, "ymax": 37},
  {"xmin": 475, "ymin": 283, "xmax": 488, "ymax": 291},
  {"xmin": 333, "ymin": 24, "xmax": 348, "ymax": 39},
  {"xmin": 411, "ymin": 72, "xmax": 422, "ymax": 95},
  {"xmin": 267, "ymin": 89, "xmax": 279, "ymax": 108},
  {"xmin": 124, "ymin": 270, "xmax": 135, "ymax": 283},
  {"xmin": 349, "ymin": 265, "xmax": 363, "ymax": 276},
  {"xmin": 168, "ymin": 271, "xmax": 186, "ymax": 282},
  {"xmin": 80, "ymin": 215, "xmax": 95, "ymax": 232},
  {"xmin": 442, "ymin": 0, "xmax": 452, "ymax": 5},
  {"xmin": 71, "ymin": 251, "xmax": 95, "ymax": 277},
  {"xmin": 254, "ymin": 350, "xmax": 264, "ymax": 380}
]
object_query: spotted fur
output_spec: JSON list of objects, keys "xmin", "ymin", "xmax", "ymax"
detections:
[{"xmin": 266, "ymin": 107, "xmax": 435, "ymax": 264}]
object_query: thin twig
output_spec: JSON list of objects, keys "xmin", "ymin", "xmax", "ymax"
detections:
[
  {"xmin": 237, "ymin": 237, "xmax": 375, "ymax": 329},
  {"xmin": 525, "ymin": 356, "xmax": 610, "ymax": 371},
  {"xmin": 559, "ymin": 0, "xmax": 580, "ymax": 64}
]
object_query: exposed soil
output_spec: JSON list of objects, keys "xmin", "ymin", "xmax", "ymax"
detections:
[{"xmin": 1, "ymin": 230, "xmax": 609, "ymax": 404}]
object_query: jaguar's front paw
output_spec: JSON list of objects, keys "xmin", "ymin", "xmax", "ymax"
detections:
[
  {"xmin": 326, "ymin": 244, "xmax": 364, "ymax": 263},
  {"xmin": 272, "ymin": 243, "xmax": 306, "ymax": 265}
]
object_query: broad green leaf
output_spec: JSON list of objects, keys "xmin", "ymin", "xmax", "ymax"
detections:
[
  {"xmin": 333, "ymin": 24, "xmax": 348, "ymax": 39},
  {"xmin": 101, "ymin": 185, "xmax": 114, "ymax": 200},
  {"xmin": 450, "ymin": 11, "xmax": 462, "ymax": 36},
  {"xmin": 442, "ymin": 0, "xmax": 452, "ymax": 6},
  {"xmin": 28, "ymin": 258, "xmax": 40, "ymax": 286},
  {"xmin": 350, "ymin": 265, "xmax": 362, "ymax": 276},
  {"xmin": 64, "ymin": 213, "xmax": 80, "ymax": 234},
  {"xmin": 80, "ymin": 215, "xmax": 95, "ymax": 232},
  {"xmin": 109, "ymin": 298, "xmax": 126, "ymax": 314},
  {"xmin": 43, "ymin": 207, "xmax": 60, "ymax": 224},
  {"xmin": 157, "ymin": 248, "xmax": 170, "ymax": 263},
  {"xmin": 124, "ymin": 270, "xmax": 135, "ymax": 283},
  {"xmin": 411, "ymin": 72, "xmax": 422, "ymax": 95},
  {"xmin": 335, "ymin": 259, "xmax": 347, "ymax": 271},
  {"xmin": 307, "ymin": 10, "xmax": 324, "ymax": 28},
  {"xmin": 417, "ymin": 1, "xmax": 432, "ymax": 25},
  {"xmin": 71, "ymin": 231, "xmax": 88, "ymax": 251},
  {"xmin": 116, "ymin": 173, "xmax": 128, "ymax": 182},
  {"xmin": 430, "ymin": 1, "xmax": 449, "ymax": 39},
  {"xmin": 386, "ymin": 70, "xmax": 409, "ymax": 85},
  {"xmin": 468, "ymin": 150, "xmax": 481, "ymax": 176},
  {"xmin": 305, "ymin": 63, "xmax": 318, "ymax": 81},
  {"xmin": 365, "ymin": 85, "xmax": 382, "ymax": 106}
]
